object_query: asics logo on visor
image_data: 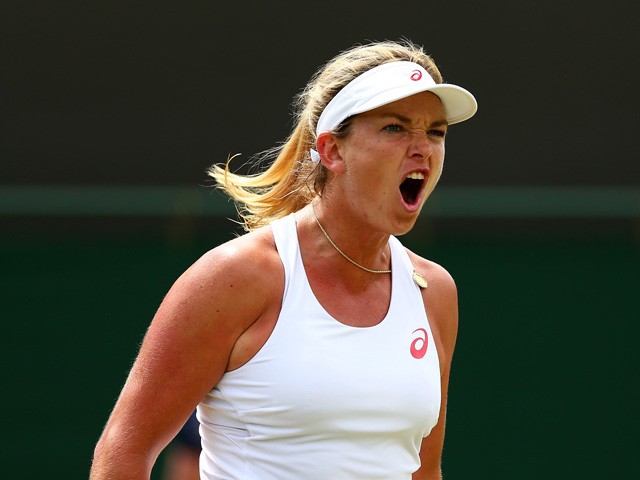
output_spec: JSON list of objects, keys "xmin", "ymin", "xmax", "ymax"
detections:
[{"xmin": 410, "ymin": 70, "xmax": 422, "ymax": 81}]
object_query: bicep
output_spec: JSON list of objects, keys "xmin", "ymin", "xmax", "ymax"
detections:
[{"xmin": 112, "ymin": 287, "xmax": 233, "ymax": 450}]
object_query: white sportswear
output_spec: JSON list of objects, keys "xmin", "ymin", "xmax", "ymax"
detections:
[{"xmin": 197, "ymin": 213, "xmax": 441, "ymax": 479}]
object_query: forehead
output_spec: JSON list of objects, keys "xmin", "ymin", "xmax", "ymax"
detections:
[{"xmin": 360, "ymin": 91, "xmax": 446, "ymax": 123}]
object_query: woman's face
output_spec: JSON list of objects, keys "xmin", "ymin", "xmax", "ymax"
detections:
[{"xmin": 333, "ymin": 91, "xmax": 447, "ymax": 235}]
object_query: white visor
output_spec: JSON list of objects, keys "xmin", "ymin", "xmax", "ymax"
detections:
[{"xmin": 311, "ymin": 61, "xmax": 477, "ymax": 163}]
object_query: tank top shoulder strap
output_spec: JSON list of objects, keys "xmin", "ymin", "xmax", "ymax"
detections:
[
  {"xmin": 269, "ymin": 213, "xmax": 299, "ymax": 297},
  {"xmin": 388, "ymin": 235, "xmax": 419, "ymax": 292}
]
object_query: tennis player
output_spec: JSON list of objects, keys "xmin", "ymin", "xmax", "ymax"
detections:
[{"xmin": 90, "ymin": 39, "xmax": 477, "ymax": 479}]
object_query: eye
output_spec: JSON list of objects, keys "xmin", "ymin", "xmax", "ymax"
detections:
[
  {"xmin": 428, "ymin": 129, "xmax": 447, "ymax": 138},
  {"xmin": 383, "ymin": 124, "xmax": 405, "ymax": 133}
]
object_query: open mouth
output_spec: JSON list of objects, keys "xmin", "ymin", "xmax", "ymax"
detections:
[{"xmin": 400, "ymin": 172, "xmax": 425, "ymax": 206}]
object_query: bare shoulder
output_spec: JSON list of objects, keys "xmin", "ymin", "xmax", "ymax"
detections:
[
  {"xmin": 175, "ymin": 225, "xmax": 282, "ymax": 325},
  {"xmin": 406, "ymin": 249, "xmax": 458, "ymax": 300},
  {"xmin": 143, "ymin": 224, "xmax": 284, "ymax": 373},
  {"xmin": 190, "ymin": 226, "xmax": 281, "ymax": 284}
]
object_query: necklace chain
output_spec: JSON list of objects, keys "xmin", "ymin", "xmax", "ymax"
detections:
[{"xmin": 311, "ymin": 204, "xmax": 391, "ymax": 274}]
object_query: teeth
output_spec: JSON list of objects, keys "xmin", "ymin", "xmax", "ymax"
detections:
[{"xmin": 406, "ymin": 172, "xmax": 425, "ymax": 180}]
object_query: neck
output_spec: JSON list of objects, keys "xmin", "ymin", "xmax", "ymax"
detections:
[{"xmin": 310, "ymin": 202, "xmax": 391, "ymax": 274}]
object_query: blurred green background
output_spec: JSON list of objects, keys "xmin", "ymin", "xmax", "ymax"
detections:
[
  {"xmin": 3, "ymin": 191, "xmax": 638, "ymax": 479},
  {"xmin": 2, "ymin": 0, "xmax": 638, "ymax": 478}
]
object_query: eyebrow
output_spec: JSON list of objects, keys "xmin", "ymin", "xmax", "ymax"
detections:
[{"xmin": 382, "ymin": 113, "xmax": 449, "ymax": 127}]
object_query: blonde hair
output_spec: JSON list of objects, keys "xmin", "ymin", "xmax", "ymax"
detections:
[{"xmin": 208, "ymin": 39, "xmax": 443, "ymax": 231}]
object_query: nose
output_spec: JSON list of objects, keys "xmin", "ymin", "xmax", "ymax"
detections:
[{"xmin": 407, "ymin": 129, "xmax": 432, "ymax": 160}]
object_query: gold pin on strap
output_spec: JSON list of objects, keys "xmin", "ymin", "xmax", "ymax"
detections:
[{"xmin": 412, "ymin": 270, "xmax": 428, "ymax": 289}]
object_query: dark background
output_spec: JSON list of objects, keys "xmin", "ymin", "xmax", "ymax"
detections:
[{"xmin": 2, "ymin": 0, "xmax": 638, "ymax": 478}]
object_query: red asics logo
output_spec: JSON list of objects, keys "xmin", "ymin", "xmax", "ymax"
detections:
[
  {"xmin": 410, "ymin": 328, "xmax": 428, "ymax": 359},
  {"xmin": 410, "ymin": 69, "xmax": 422, "ymax": 81}
]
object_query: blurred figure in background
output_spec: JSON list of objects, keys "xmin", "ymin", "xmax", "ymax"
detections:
[{"xmin": 161, "ymin": 411, "xmax": 200, "ymax": 480}]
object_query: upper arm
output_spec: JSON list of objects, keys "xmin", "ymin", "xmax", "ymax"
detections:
[
  {"xmin": 411, "ymin": 255, "xmax": 459, "ymax": 480},
  {"xmin": 92, "ymin": 232, "xmax": 280, "ymax": 473}
]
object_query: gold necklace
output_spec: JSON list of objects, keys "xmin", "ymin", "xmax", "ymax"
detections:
[
  {"xmin": 310, "ymin": 204, "xmax": 429, "ymax": 288},
  {"xmin": 311, "ymin": 204, "xmax": 391, "ymax": 274}
]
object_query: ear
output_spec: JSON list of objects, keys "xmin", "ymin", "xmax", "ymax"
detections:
[{"xmin": 316, "ymin": 132, "xmax": 346, "ymax": 174}]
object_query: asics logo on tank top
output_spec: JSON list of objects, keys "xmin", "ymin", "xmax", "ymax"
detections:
[
  {"xmin": 410, "ymin": 69, "xmax": 422, "ymax": 81},
  {"xmin": 410, "ymin": 328, "xmax": 428, "ymax": 359}
]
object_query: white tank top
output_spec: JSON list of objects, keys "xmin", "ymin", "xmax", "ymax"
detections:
[{"xmin": 197, "ymin": 213, "xmax": 441, "ymax": 479}]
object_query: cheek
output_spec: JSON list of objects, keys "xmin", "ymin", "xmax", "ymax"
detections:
[
  {"xmin": 423, "ymin": 145, "xmax": 445, "ymax": 199},
  {"xmin": 342, "ymin": 134, "xmax": 402, "ymax": 194},
  {"xmin": 433, "ymin": 143, "xmax": 445, "ymax": 169}
]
